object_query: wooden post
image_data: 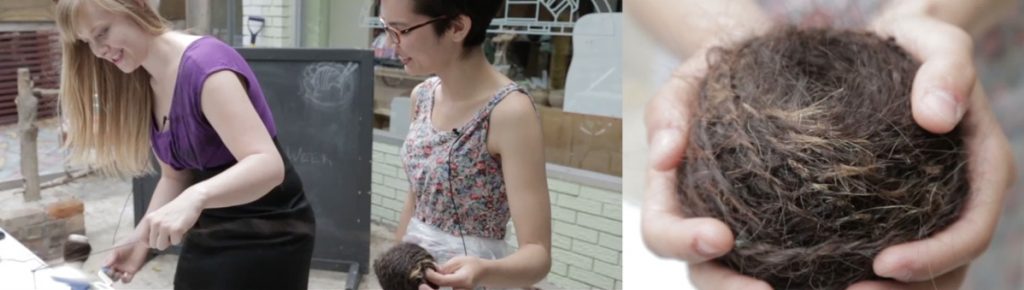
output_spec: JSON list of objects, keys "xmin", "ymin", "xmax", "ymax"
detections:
[
  {"xmin": 549, "ymin": 36, "xmax": 572, "ymax": 91},
  {"xmin": 16, "ymin": 68, "xmax": 40, "ymax": 202}
]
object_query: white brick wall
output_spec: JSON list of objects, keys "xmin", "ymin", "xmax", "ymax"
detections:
[
  {"xmin": 371, "ymin": 142, "xmax": 404, "ymax": 227},
  {"xmin": 241, "ymin": 0, "xmax": 294, "ymax": 47},
  {"xmin": 370, "ymin": 133, "xmax": 623, "ymax": 290}
]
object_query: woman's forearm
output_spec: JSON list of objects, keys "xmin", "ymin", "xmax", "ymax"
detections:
[
  {"xmin": 396, "ymin": 190, "xmax": 416, "ymax": 240},
  {"xmin": 128, "ymin": 175, "xmax": 188, "ymax": 244},
  {"xmin": 478, "ymin": 243, "xmax": 551, "ymax": 288},
  {"xmin": 181, "ymin": 153, "xmax": 285, "ymax": 209},
  {"xmin": 627, "ymin": 0, "xmax": 772, "ymax": 57},
  {"xmin": 145, "ymin": 176, "xmax": 189, "ymax": 217}
]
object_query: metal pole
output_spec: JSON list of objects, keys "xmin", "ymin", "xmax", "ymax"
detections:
[{"xmin": 227, "ymin": 0, "xmax": 238, "ymax": 46}]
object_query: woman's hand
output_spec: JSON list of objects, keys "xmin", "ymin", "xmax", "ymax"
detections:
[
  {"xmin": 870, "ymin": 15, "xmax": 976, "ymax": 134},
  {"xmin": 102, "ymin": 239, "xmax": 150, "ymax": 283},
  {"xmin": 137, "ymin": 192, "xmax": 205, "ymax": 251},
  {"xmin": 641, "ymin": 14, "xmax": 1015, "ymax": 290},
  {"xmin": 424, "ymin": 256, "xmax": 488, "ymax": 290},
  {"xmin": 848, "ymin": 266, "xmax": 969, "ymax": 290},
  {"xmin": 640, "ymin": 48, "xmax": 774, "ymax": 290},
  {"xmin": 845, "ymin": 15, "xmax": 1017, "ymax": 290}
]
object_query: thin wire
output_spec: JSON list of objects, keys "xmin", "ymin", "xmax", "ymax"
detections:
[
  {"xmin": 447, "ymin": 130, "xmax": 469, "ymax": 256},
  {"xmin": 0, "ymin": 256, "xmax": 43, "ymax": 266},
  {"xmin": 111, "ymin": 186, "xmax": 134, "ymax": 245},
  {"xmin": 0, "ymin": 233, "xmax": 129, "ymax": 290}
]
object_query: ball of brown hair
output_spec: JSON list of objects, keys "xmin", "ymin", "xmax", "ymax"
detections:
[
  {"xmin": 374, "ymin": 242, "xmax": 439, "ymax": 290},
  {"xmin": 677, "ymin": 28, "xmax": 969, "ymax": 289}
]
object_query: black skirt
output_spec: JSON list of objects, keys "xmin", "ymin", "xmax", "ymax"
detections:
[{"xmin": 173, "ymin": 139, "xmax": 316, "ymax": 290}]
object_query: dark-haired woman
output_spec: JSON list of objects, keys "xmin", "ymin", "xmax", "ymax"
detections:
[{"xmin": 379, "ymin": 0, "xmax": 552, "ymax": 289}]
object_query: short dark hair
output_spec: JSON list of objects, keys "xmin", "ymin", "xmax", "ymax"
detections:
[{"xmin": 412, "ymin": 0, "xmax": 502, "ymax": 49}]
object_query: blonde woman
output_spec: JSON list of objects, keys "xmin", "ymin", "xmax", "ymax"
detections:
[
  {"xmin": 379, "ymin": 0, "xmax": 553, "ymax": 289},
  {"xmin": 54, "ymin": 0, "xmax": 315, "ymax": 289}
]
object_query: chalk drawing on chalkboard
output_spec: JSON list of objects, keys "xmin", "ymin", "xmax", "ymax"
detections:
[
  {"xmin": 299, "ymin": 62, "xmax": 359, "ymax": 109},
  {"xmin": 285, "ymin": 146, "xmax": 335, "ymax": 167}
]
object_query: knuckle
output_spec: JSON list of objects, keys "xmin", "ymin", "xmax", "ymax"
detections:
[
  {"xmin": 967, "ymin": 234, "xmax": 992, "ymax": 260},
  {"xmin": 943, "ymin": 26, "xmax": 972, "ymax": 54},
  {"xmin": 954, "ymin": 60, "xmax": 977, "ymax": 84}
]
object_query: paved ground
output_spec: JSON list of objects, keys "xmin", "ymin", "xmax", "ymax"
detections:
[{"xmin": 0, "ymin": 119, "xmax": 71, "ymax": 183}]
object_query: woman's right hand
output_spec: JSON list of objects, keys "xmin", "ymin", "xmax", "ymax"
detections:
[{"xmin": 103, "ymin": 239, "xmax": 150, "ymax": 283}]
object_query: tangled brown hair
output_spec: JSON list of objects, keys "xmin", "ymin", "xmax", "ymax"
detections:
[
  {"xmin": 677, "ymin": 28, "xmax": 969, "ymax": 289},
  {"xmin": 374, "ymin": 242, "xmax": 439, "ymax": 290}
]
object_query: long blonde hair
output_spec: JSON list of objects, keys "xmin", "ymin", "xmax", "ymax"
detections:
[{"xmin": 55, "ymin": 0, "xmax": 169, "ymax": 177}]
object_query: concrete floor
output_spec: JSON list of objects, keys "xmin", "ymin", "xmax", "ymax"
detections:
[{"xmin": 1, "ymin": 174, "xmax": 392, "ymax": 290}]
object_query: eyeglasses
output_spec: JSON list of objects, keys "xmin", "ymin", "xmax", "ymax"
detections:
[{"xmin": 379, "ymin": 16, "xmax": 447, "ymax": 45}]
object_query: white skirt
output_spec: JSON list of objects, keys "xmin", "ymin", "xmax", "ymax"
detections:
[
  {"xmin": 402, "ymin": 219, "xmax": 518, "ymax": 290},
  {"xmin": 403, "ymin": 219, "xmax": 513, "ymax": 264}
]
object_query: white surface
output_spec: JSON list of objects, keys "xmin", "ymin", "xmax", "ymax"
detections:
[
  {"xmin": 563, "ymin": 13, "xmax": 623, "ymax": 119},
  {"xmin": 0, "ymin": 227, "xmax": 82, "ymax": 290},
  {"xmin": 622, "ymin": 203, "xmax": 696, "ymax": 290},
  {"xmin": 0, "ymin": 226, "xmax": 45, "ymax": 270}
]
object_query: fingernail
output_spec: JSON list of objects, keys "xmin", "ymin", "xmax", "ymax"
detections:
[
  {"xmin": 695, "ymin": 239, "xmax": 718, "ymax": 257},
  {"xmin": 876, "ymin": 256, "xmax": 912, "ymax": 281},
  {"xmin": 925, "ymin": 89, "xmax": 964, "ymax": 125},
  {"xmin": 899, "ymin": 269, "xmax": 913, "ymax": 281},
  {"xmin": 883, "ymin": 268, "xmax": 912, "ymax": 281}
]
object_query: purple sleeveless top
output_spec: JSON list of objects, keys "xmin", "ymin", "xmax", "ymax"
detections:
[{"xmin": 151, "ymin": 37, "xmax": 278, "ymax": 171}]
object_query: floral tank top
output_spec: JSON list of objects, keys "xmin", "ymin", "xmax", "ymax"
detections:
[{"xmin": 400, "ymin": 77, "xmax": 527, "ymax": 240}]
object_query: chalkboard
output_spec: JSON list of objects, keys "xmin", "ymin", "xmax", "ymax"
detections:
[{"xmin": 133, "ymin": 48, "xmax": 374, "ymax": 284}]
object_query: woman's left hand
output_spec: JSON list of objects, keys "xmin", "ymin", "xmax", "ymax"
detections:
[
  {"xmin": 425, "ymin": 256, "xmax": 488, "ymax": 290},
  {"xmin": 137, "ymin": 192, "xmax": 204, "ymax": 250},
  {"xmin": 846, "ymin": 14, "xmax": 1016, "ymax": 289}
]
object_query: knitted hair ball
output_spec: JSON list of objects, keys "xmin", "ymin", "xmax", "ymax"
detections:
[
  {"xmin": 677, "ymin": 28, "xmax": 968, "ymax": 289},
  {"xmin": 374, "ymin": 242, "xmax": 439, "ymax": 290}
]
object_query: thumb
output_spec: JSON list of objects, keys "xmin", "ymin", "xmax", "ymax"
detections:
[
  {"xmin": 645, "ymin": 55, "xmax": 705, "ymax": 171},
  {"xmin": 103, "ymin": 248, "xmax": 122, "ymax": 267},
  {"xmin": 122, "ymin": 271, "xmax": 136, "ymax": 283},
  {"xmin": 424, "ymin": 268, "xmax": 457, "ymax": 286},
  {"xmin": 103, "ymin": 253, "xmax": 116, "ymax": 268},
  {"xmin": 910, "ymin": 58, "xmax": 974, "ymax": 134},
  {"xmin": 875, "ymin": 16, "xmax": 975, "ymax": 134},
  {"xmin": 437, "ymin": 257, "xmax": 464, "ymax": 273}
]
